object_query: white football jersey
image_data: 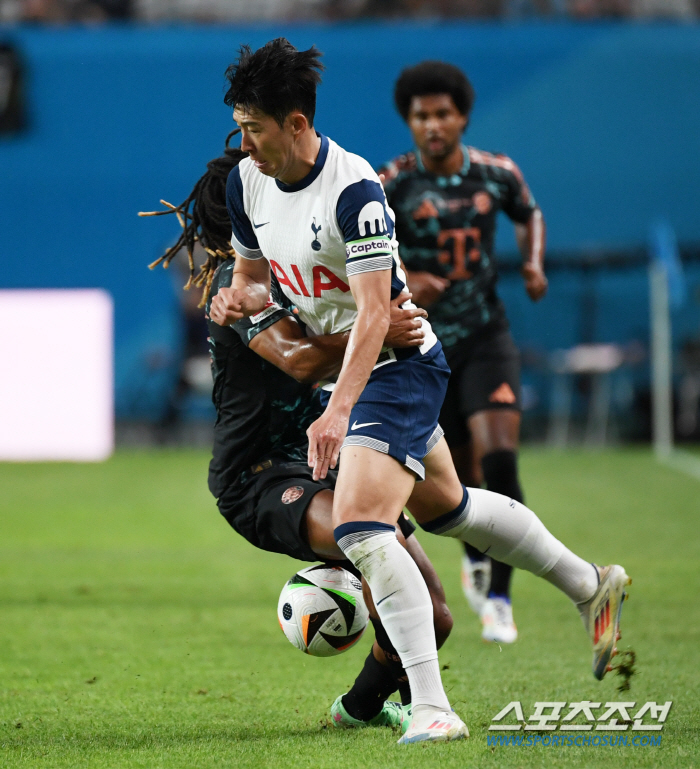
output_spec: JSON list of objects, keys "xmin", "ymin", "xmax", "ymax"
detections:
[{"xmin": 227, "ymin": 133, "xmax": 437, "ymax": 352}]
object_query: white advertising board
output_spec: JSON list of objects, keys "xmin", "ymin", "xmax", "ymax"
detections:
[{"xmin": 0, "ymin": 289, "xmax": 113, "ymax": 461}]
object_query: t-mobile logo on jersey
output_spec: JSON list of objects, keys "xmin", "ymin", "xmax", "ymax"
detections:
[{"xmin": 357, "ymin": 200, "xmax": 387, "ymax": 237}]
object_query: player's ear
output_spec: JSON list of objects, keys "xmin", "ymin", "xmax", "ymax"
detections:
[{"xmin": 288, "ymin": 111, "xmax": 309, "ymax": 138}]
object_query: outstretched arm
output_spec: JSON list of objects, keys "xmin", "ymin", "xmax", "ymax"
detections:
[
  {"xmin": 249, "ymin": 294, "xmax": 427, "ymax": 384},
  {"xmin": 251, "ymin": 317, "xmax": 349, "ymax": 383}
]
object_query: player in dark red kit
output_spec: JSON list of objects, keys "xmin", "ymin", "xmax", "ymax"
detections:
[{"xmin": 380, "ymin": 61, "xmax": 548, "ymax": 643}]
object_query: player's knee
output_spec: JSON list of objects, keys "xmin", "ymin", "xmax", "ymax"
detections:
[
  {"xmin": 409, "ymin": 458, "xmax": 465, "ymax": 521},
  {"xmin": 481, "ymin": 449, "xmax": 523, "ymax": 504}
]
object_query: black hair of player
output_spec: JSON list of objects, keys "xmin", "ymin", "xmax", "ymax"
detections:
[
  {"xmin": 224, "ymin": 38, "xmax": 325, "ymax": 128},
  {"xmin": 139, "ymin": 129, "xmax": 247, "ymax": 308},
  {"xmin": 394, "ymin": 61, "xmax": 475, "ymax": 122}
]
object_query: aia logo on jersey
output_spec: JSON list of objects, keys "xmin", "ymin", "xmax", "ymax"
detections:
[
  {"xmin": 472, "ymin": 191, "xmax": 492, "ymax": 215},
  {"xmin": 270, "ymin": 260, "xmax": 350, "ymax": 298},
  {"xmin": 358, "ymin": 200, "xmax": 387, "ymax": 237},
  {"xmin": 311, "ymin": 218, "xmax": 322, "ymax": 251}
]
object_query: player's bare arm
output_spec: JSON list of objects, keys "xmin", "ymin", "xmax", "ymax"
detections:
[
  {"xmin": 209, "ymin": 253, "xmax": 271, "ymax": 324},
  {"xmin": 249, "ymin": 294, "xmax": 426, "ymax": 384},
  {"xmin": 306, "ymin": 268, "xmax": 392, "ymax": 481},
  {"xmin": 516, "ymin": 205, "xmax": 548, "ymax": 301}
]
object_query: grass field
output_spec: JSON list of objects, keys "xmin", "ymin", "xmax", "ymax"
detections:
[{"xmin": 1, "ymin": 448, "xmax": 699, "ymax": 768}]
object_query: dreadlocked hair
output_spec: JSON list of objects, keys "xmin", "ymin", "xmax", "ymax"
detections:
[{"xmin": 139, "ymin": 129, "xmax": 247, "ymax": 308}]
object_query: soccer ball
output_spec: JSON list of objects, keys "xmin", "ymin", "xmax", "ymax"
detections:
[{"xmin": 277, "ymin": 565, "xmax": 369, "ymax": 657}]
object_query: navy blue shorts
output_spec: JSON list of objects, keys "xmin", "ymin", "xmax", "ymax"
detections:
[{"xmin": 320, "ymin": 343, "xmax": 451, "ymax": 480}]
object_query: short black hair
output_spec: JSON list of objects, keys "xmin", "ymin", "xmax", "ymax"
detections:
[
  {"xmin": 394, "ymin": 61, "xmax": 475, "ymax": 121},
  {"xmin": 224, "ymin": 38, "xmax": 324, "ymax": 128}
]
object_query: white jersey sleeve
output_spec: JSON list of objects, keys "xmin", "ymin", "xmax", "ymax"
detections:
[{"xmin": 226, "ymin": 164, "xmax": 264, "ymax": 260}]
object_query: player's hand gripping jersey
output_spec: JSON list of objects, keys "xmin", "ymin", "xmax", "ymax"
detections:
[
  {"xmin": 379, "ymin": 146, "xmax": 536, "ymax": 350},
  {"xmin": 227, "ymin": 133, "xmax": 437, "ymax": 351},
  {"xmin": 207, "ymin": 260, "xmax": 418, "ymax": 561}
]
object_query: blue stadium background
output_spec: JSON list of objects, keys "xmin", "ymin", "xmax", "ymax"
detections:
[{"xmin": 1, "ymin": 24, "xmax": 699, "ymax": 423}]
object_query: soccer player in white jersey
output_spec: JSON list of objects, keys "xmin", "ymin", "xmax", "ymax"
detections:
[{"xmin": 210, "ymin": 39, "xmax": 631, "ymax": 744}]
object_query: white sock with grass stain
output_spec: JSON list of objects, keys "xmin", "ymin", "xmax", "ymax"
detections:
[{"xmin": 335, "ymin": 521, "xmax": 450, "ymax": 711}]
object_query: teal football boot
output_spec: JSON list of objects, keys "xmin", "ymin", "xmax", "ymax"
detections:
[{"xmin": 330, "ymin": 695, "xmax": 403, "ymax": 729}]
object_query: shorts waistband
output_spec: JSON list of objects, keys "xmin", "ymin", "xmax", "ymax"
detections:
[
  {"xmin": 319, "ymin": 341, "xmax": 442, "ymax": 392},
  {"xmin": 320, "ymin": 348, "xmax": 398, "ymax": 390}
]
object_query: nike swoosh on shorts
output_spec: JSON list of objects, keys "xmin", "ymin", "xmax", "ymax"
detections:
[
  {"xmin": 351, "ymin": 421, "xmax": 382, "ymax": 430},
  {"xmin": 253, "ymin": 221, "xmax": 269, "ymax": 229}
]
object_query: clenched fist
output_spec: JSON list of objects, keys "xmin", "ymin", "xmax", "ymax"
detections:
[{"xmin": 209, "ymin": 287, "xmax": 248, "ymax": 326}]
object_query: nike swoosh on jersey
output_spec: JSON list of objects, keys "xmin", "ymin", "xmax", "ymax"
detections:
[
  {"xmin": 351, "ymin": 421, "xmax": 382, "ymax": 430},
  {"xmin": 253, "ymin": 221, "xmax": 269, "ymax": 229}
]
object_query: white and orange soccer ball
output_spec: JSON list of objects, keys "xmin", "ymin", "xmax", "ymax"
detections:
[{"xmin": 277, "ymin": 565, "xmax": 369, "ymax": 657}]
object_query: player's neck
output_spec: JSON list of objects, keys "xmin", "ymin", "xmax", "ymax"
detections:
[
  {"xmin": 278, "ymin": 132, "xmax": 322, "ymax": 186},
  {"xmin": 419, "ymin": 144, "xmax": 463, "ymax": 177}
]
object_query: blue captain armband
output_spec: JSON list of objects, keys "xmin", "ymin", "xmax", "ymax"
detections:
[{"xmin": 337, "ymin": 178, "xmax": 395, "ymax": 277}]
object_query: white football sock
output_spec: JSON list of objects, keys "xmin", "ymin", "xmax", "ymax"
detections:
[
  {"xmin": 407, "ymin": 659, "xmax": 450, "ymax": 711},
  {"xmin": 543, "ymin": 551, "xmax": 599, "ymax": 604},
  {"xmin": 335, "ymin": 522, "xmax": 450, "ymax": 711},
  {"xmin": 423, "ymin": 487, "xmax": 597, "ymax": 604}
]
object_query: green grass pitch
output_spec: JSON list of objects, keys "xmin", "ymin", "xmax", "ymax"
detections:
[{"xmin": 1, "ymin": 448, "xmax": 699, "ymax": 768}]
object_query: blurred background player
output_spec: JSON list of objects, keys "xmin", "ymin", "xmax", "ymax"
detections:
[
  {"xmin": 143, "ymin": 133, "xmax": 453, "ymax": 735},
  {"xmin": 379, "ymin": 61, "xmax": 548, "ymax": 644}
]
